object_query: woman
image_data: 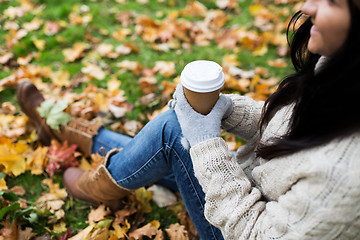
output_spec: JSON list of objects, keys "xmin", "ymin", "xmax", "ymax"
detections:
[{"xmin": 17, "ymin": 0, "xmax": 360, "ymax": 239}]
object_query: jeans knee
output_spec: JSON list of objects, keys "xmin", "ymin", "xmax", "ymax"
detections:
[{"xmin": 154, "ymin": 109, "xmax": 180, "ymax": 131}]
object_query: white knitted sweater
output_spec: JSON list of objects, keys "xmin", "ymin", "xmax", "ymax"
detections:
[{"xmin": 190, "ymin": 94, "xmax": 360, "ymax": 239}]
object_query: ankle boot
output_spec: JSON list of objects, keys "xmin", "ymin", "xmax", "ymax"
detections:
[
  {"xmin": 17, "ymin": 81, "xmax": 102, "ymax": 157},
  {"xmin": 63, "ymin": 149, "xmax": 130, "ymax": 210}
]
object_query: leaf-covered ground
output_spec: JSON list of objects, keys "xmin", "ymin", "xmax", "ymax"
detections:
[{"xmin": 0, "ymin": 0, "xmax": 301, "ymax": 239}]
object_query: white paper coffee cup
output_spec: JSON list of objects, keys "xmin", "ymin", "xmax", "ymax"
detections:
[
  {"xmin": 180, "ymin": 60, "xmax": 225, "ymax": 92},
  {"xmin": 180, "ymin": 60, "xmax": 225, "ymax": 115}
]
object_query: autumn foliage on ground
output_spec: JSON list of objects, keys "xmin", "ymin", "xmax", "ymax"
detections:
[{"xmin": 0, "ymin": 0, "xmax": 301, "ymax": 239}]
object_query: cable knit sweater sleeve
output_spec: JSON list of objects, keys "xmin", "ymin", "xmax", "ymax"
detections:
[
  {"xmin": 190, "ymin": 135, "xmax": 360, "ymax": 240},
  {"xmin": 221, "ymin": 94, "xmax": 264, "ymax": 141}
]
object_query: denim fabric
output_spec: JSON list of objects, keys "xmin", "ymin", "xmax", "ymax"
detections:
[{"xmin": 92, "ymin": 110, "xmax": 223, "ymax": 240}]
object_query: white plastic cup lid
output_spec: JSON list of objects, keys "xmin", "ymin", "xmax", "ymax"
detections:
[{"xmin": 180, "ymin": 60, "xmax": 225, "ymax": 93}]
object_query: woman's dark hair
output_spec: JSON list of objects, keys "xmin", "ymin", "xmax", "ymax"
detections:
[{"xmin": 256, "ymin": 1, "xmax": 360, "ymax": 159}]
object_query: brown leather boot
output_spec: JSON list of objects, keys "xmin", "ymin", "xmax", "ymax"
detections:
[
  {"xmin": 63, "ymin": 149, "xmax": 130, "ymax": 210},
  {"xmin": 17, "ymin": 81, "xmax": 102, "ymax": 157}
]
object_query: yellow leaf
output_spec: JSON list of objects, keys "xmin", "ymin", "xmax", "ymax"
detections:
[
  {"xmin": 33, "ymin": 39, "xmax": 45, "ymax": 50},
  {"xmin": 95, "ymin": 93, "xmax": 108, "ymax": 111},
  {"xmin": 252, "ymin": 43, "xmax": 268, "ymax": 56},
  {"xmin": 52, "ymin": 221, "xmax": 67, "ymax": 234},
  {"xmin": 41, "ymin": 178, "xmax": 68, "ymax": 199},
  {"xmin": 0, "ymin": 177, "xmax": 7, "ymax": 190},
  {"xmin": 222, "ymin": 54, "xmax": 240, "ymax": 67},
  {"xmin": 135, "ymin": 187, "xmax": 153, "ymax": 213},
  {"xmin": 249, "ymin": 4, "xmax": 265, "ymax": 16},
  {"xmin": 90, "ymin": 227, "xmax": 109, "ymax": 240},
  {"xmin": 78, "ymin": 157, "xmax": 92, "ymax": 171},
  {"xmin": 111, "ymin": 219, "xmax": 130, "ymax": 238},
  {"xmin": 50, "ymin": 70, "xmax": 71, "ymax": 87},
  {"xmin": 0, "ymin": 138, "xmax": 27, "ymax": 176},
  {"xmin": 69, "ymin": 224, "xmax": 95, "ymax": 240},
  {"xmin": 107, "ymin": 77, "xmax": 121, "ymax": 92},
  {"xmin": 26, "ymin": 146, "xmax": 48, "ymax": 175}
]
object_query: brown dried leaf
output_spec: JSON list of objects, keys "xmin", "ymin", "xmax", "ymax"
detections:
[
  {"xmin": 88, "ymin": 204, "xmax": 112, "ymax": 224},
  {"xmin": 62, "ymin": 42, "xmax": 86, "ymax": 62},
  {"xmin": 129, "ymin": 220, "xmax": 161, "ymax": 240},
  {"xmin": 165, "ymin": 223, "xmax": 189, "ymax": 240}
]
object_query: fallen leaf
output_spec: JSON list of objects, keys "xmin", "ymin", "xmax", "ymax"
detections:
[
  {"xmin": 129, "ymin": 220, "xmax": 161, "ymax": 240},
  {"xmin": 44, "ymin": 21, "xmax": 61, "ymax": 35},
  {"xmin": 23, "ymin": 18, "xmax": 42, "ymax": 31},
  {"xmin": 26, "ymin": 146, "xmax": 48, "ymax": 175},
  {"xmin": 165, "ymin": 223, "xmax": 189, "ymax": 240},
  {"xmin": 154, "ymin": 61, "xmax": 176, "ymax": 77},
  {"xmin": 52, "ymin": 221, "xmax": 67, "ymax": 234},
  {"xmin": 68, "ymin": 224, "xmax": 95, "ymax": 240},
  {"xmin": 37, "ymin": 99, "xmax": 72, "ymax": 131},
  {"xmin": 88, "ymin": 204, "xmax": 112, "ymax": 224},
  {"xmin": 33, "ymin": 39, "xmax": 45, "ymax": 50},
  {"xmin": 268, "ymin": 58, "xmax": 287, "ymax": 68},
  {"xmin": 0, "ymin": 53, "xmax": 14, "ymax": 64},
  {"xmin": 62, "ymin": 42, "xmax": 86, "ymax": 62},
  {"xmin": 81, "ymin": 63, "xmax": 106, "ymax": 80},
  {"xmin": 46, "ymin": 140, "xmax": 78, "ymax": 177},
  {"xmin": 0, "ymin": 137, "xmax": 27, "ymax": 176},
  {"xmin": 135, "ymin": 187, "xmax": 152, "ymax": 213},
  {"xmin": 50, "ymin": 70, "xmax": 71, "ymax": 87},
  {"xmin": 110, "ymin": 219, "xmax": 130, "ymax": 239},
  {"xmin": 17, "ymin": 227, "xmax": 37, "ymax": 240},
  {"xmin": 107, "ymin": 77, "xmax": 121, "ymax": 92}
]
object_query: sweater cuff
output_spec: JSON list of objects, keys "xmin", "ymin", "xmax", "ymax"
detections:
[
  {"xmin": 190, "ymin": 137, "xmax": 230, "ymax": 161},
  {"xmin": 221, "ymin": 95, "xmax": 253, "ymax": 131}
]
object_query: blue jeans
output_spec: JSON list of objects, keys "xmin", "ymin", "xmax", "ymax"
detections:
[{"xmin": 92, "ymin": 110, "xmax": 224, "ymax": 240}]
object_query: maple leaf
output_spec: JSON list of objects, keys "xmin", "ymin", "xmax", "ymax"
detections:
[
  {"xmin": 17, "ymin": 227, "xmax": 37, "ymax": 240},
  {"xmin": 88, "ymin": 204, "xmax": 111, "ymax": 224},
  {"xmin": 129, "ymin": 220, "xmax": 161, "ymax": 240},
  {"xmin": 37, "ymin": 99, "xmax": 72, "ymax": 131},
  {"xmin": 165, "ymin": 223, "xmax": 189, "ymax": 240},
  {"xmin": 45, "ymin": 140, "xmax": 78, "ymax": 177},
  {"xmin": 25, "ymin": 145, "xmax": 48, "ymax": 175},
  {"xmin": 0, "ymin": 137, "xmax": 27, "ymax": 176}
]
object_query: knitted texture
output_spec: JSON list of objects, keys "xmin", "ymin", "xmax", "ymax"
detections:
[
  {"xmin": 173, "ymin": 84, "xmax": 233, "ymax": 147},
  {"xmin": 190, "ymin": 99, "xmax": 360, "ymax": 240}
]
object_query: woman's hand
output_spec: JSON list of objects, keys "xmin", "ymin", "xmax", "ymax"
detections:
[{"xmin": 169, "ymin": 84, "xmax": 233, "ymax": 147}]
